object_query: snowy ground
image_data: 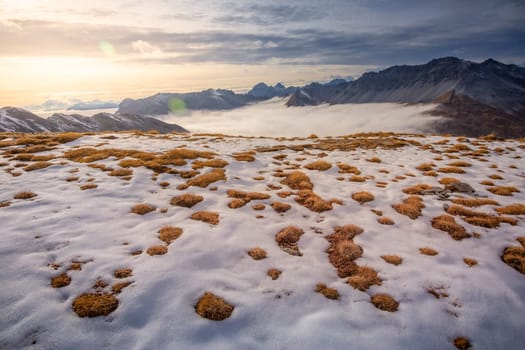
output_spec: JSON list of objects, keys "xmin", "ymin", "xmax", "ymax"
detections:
[{"xmin": 0, "ymin": 131, "xmax": 524, "ymax": 350}]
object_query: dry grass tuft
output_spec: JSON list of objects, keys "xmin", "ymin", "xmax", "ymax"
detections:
[
  {"xmin": 280, "ymin": 171, "xmax": 313, "ymax": 190},
  {"xmin": 501, "ymin": 246, "xmax": 525, "ymax": 274},
  {"xmin": 517, "ymin": 237, "xmax": 525, "ymax": 248},
  {"xmin": 109, "ymin": 168, "xmax": 133, "ymax": 177},
  {"xmin": 14, "ymin": 191, "xmax": 37, "ymax": 199},
  {"xmin": 228, "ymin": 198, "xmax": 247, "ymax": 209},
  {"xmin": 190, "ymin": 211, "xmax": 220, "ymax": 225},
  {"xmin": 191, "ymin": 291, "xmax": 237, "ymax": 325},
  {"xmin": 419, "ymin": 247, "xmax": 438, "ymax": 256},
  {"xmin": 439, "ymin": 177, "xmax": 460, "ymax": 185},
  {"xmin": 130, "ymin": 249, "xmax": 143, "ymax": 256},
  {"xmin": 337, "ymin": 163, "xmax": 361, "ymax": 175},
  {"xmin": 23, "ymin": 161, "xmax": 53, "ymax": 171},
  {"xmin": 294, "ymin": 190, "xmax": 335, "ymax": 212},
  {"xmin": 251, "ymin": 203, "xmax": 265, "ymax": 211},
  {"xmin": 327, "ymin": 240, "xmax": 362, "ymax": 278},
  {"xmin": 488, "ymin": 174, "xmax": 504, "ymax": 180},
  {"xmin": 247, "ymin": 247, "xmax": 267, "ymax": 260},
  {"xmin": 271, "ymin": 201, "xmax": 291, "ymax": 213},
  {"xmin": 495, "ymin": 204, "xmax": 525, "ymax": 215},
  {"xmin": 276, "ymin": 191, "xmax": 293, "ymax": 198},
  {"xmin": 402, "ymin": 184, "xmax": 432, "ymax": 195},
  {"xmin": 377, "ymin": 216, "xmax": 395, "ymax": 225},
  {"xmin": 227, "ymin": 189, "xmax": 271, "ymax": 202},
  {"xmin": 367, "ymin": 156, "xmax": 381, "ymax": 163},
  {"xmin": 170, "ymin": 194, "xmax": 204, "ymax": 208},
  {"xmin": 304, "ymin": 160, "xmax": 332, "ymax": 171},
  {"xmin": 416, "ymin": 163, "xmax": 434, "ymax": 171},
  {"xmin": 72, "ymin": 293, "xmax": 119, "ymax": 317},
  {"xmin": 349, "ymin": 175, "xmax": 367, "ymax": 182},
  {"xmin": 392, "ymin": 196, "xmax": 425, "ymax": 219},
  {"xmin": 351, "ymin": 191, "xmax": 374, "ymax": 204},
  {"xmin": 267, "ymin": 268, "xmax": 282, "ymax": 280},
  {"xmin": 381, "ymin": 255, "xmax": 403, "ymax": 265},
  {"xmin": 427, "ymin": 286, "xmax": 449, "ymax": 299},
  {"xmin": 487, "ymin": 186, "xmax": 519, "ymax": 196},
  {"xmin": 275, "ymin": 226, "xmax": 304, "ymax": 256},
  {"xmin": 112, "ymin": 281, "xmax": 132, "ymax": 294},
  {"xmin": 233, "ymin": 152, "xmax": 256, "ymax": 162},
  {"xmin": 158, "ymin": 226, "xmax": 183, "ymax": 244},
  {"xmin": 454, "ymin": 337, "xmax": 472, "ymax": 350},
  {"xmin": 431, "ymin": 215, "xmax": 471, "ymax": 240},
  {"xmin": 463, "ymin": 257, "xmax": 478, "ymax": 267},
  {"xmin": 192, "ymin": 159, "xmax": 229, "ymax": 169},
  {"xmin": 438, "ymin": 166, "xmax": 465, "ymax": 174},
  {"xmin": 451, "ymin": 198, "xmax": 500, "ymax": 207},
  {"xmin": 50, "ymin": 272, "xmax": 71, "ymax": 288},
  {"xmin": 480, "ymin": 180, "xmax": 495, "ymax": 186},
  {"xmin": 371, "ymin": 293, "xmax": 399, "ymax": 312},
  {"xmin": 447, "ymin": 161, "xmax": 472, "ymax": 167},
  {"xmin": 0, "ymin": 201, "xmax": 11, "ymax": 208},
  {"xmin": 328, "ymin": 225, "xmax": 364, "ymax": 241},
  {"xmin": 348, "ymin": 266, "xmax": 382, "ymax": 291},
  {"xmin": 80, "ymin": 183, "xmax": 98, "ymax": 190},
  {"xmin": 146, "ymin": 245, "xmax": 168, "ymax": 256},
  {"xmin": 180, "ymin": 169, "xmax": 226, "ymax": 189},
  {"xmin": 131, "ymin": 203, "xmax": 156, "ymax": 215},
  {"xmin": 315, "ymin": 283, "xmax": 340, "ymax": 300},
  {"xmin": 114, "ymin": 268, "xmax": 133, "ymax": 279}
]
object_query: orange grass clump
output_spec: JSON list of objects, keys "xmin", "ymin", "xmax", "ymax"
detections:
[
  {"xmin": 315, "ymin": 283, "xmax": 340, "ymax": 300},
  {"xmin": 463, "ymin": 257, "xmax": 478, "ymax": 267},
  {"xmin": 114, "ymin": 268, "xmax": 133, "ymax": 279},
  {"xmin": 271, "ymin": 202, "xmax": 292, "ymax": 213},
  {"xmin": 72, "ymin": 293, "xmax": 119, "ymax": 317},
  {"xmin": 402, "ymin": 184, "xmax": 432, "ymax": 195},
  {"xmin": 294, "ymin": 190, "xmax": 336, "ymax": 212},
  {"xmin": 179, "ymin": 169, "xmax": 226, "ymax": 189},
  {"xmin": 487, "ymin": 186, "xmax": 519, "ymax": 196},
  {"xmin": 227, "ymin": 189, "xmax": 271, "ymax": 202},
  {"xmin": 251, "ymin": 203, "xmax": 265, "ymax": 211},
  {"xmin": 280, "ymin": 171, "xmax": 313, "ymax": 190},
  {"xmin": 247, "ymin": 247, "xmax": 267, "ymax": 260},
  {"xmin": 367, "ymin": 157, "xmax": 381, "ymax": 163},
  {"xmin": 195, "ymin": 292, "xmax": 234, "ymax": 321},
  {"xmin": 267, "ymin": 268, "xmax": 282, "ymax": 280},
  {"xmin": 447, "ymin": 161, "xmax": 472, "ymax": 167},
  {"xmin": 439, "ymin": 177, "xmax": 460, "ymax": 185},
  {"xmin": 275, "ymin": 226, "xmax": 304, "ymax": 256},
  {"xmin": 23, "ymin": 161, "xmax": 53, "ymax": 171},
  {"xmin": 131, "ymin": 203, "xmax": 156, "ymax": 215},
  {"xmin": 431, "ymin": 215, "xmax": 471, "ymax": 240},
  {"xmin": 348, "ymin": 266, "xmax": 382, "ymax": 291},
  {"xmin": 337, "ymin": 163, "xmax": 361, "ymax": 175},
  {"xmin": 349, "ymin": 175, "xmax": 366, "ymax": 182},
  {"xmin": 14, "ymin": 191, "xmax": 37, "ymax": 199},
  {"xmin": 351, "ymin": 191, "xmax": 374, "ymax": 204},
  {"xmin": 304, "ymin": 160, "xmax": 332, "ymax": 171},
  {"xmin": 228, "ymin": 199, "xmax": 247, "ymax": 209},
  {"xmin": 80, "ymin": 183, "xmax": 98, "ymax": 190},
  {"xmin": 192, "ymin": 159, "xmax": 229, "ymax": 169},
  {"xmin": 170, "ymin": 193, "xmax": 204, "ymax": 208},
  {"xmin": 327, "ymin": 240, "xmax": 362, "ymax": 278},
  {"xmin": 371, "ymin": 293, "xmax": 399, "ymax": 312},
  {"xmin": 190, "ymin": 211, "xmax": 220, "ymax": 225},
  {"xmin": 233, "ymin": 152, "xmax": 255, "ymax": 162},
  {"xmin": 502, "ymin": 246, "xmax": 525, "ymax": 274},
  {"xmin": 495, "ymin": 204, "xmax": 525, "ymax": 215},
  {"xmin": 454, "ymin": 337, "xmax": 472, "ymax": 350},
  {"xmin": 377, "ymin": 216, "xmax": 395, "ymax": 225},
  {"xmin": 109, "ymin": 168, "xmax": 133, "ymax": 177},
  {"xmin": 416, "ymin": 163, "xmax": 434, "ymax": 171},
  {"xmin": 146, "ymin": 245, "xmax": 168, "ymax": 256},
  {"xmin": 158, "ymin": 226, "xmax": 183, "ymax": 244},
  {"xmin": 381, "ymin": 255, "xmax": 402, "ymax": 265},
  {"xmin": 419, "ymin": 247, "xmax": 438, "ymax": 256},
  {"xmin": 392, "ymin": 196, "xmax": 425, "ymax": 219},
  {"xmin": 50, "ymin": 272, "xmax": 71, "ymax": 288},
  {"xmin": 438, "ymin": 166, "xmax": 465, "ymax": 174},
  {"xmin": 112, "ymin": 281, "xmax": 132, "ymax": 294},
  {"xmin": 451, "ymin": 198, "xmax": 500, "ymax": 207}
]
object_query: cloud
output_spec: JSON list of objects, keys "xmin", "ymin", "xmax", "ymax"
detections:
[
  {"xmin": 157, "ymin": 98, "xmax": 441, "ymax": 137},
  {"xmin": 131, "ymin": 40, "xmax": 163, "ymax": 56}
]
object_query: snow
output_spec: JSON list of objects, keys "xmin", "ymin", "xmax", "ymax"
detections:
[{"xmin": 0, "ymin": 132, "xmax": 524, "ymax": 349}]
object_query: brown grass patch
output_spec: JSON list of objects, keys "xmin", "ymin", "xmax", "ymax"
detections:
[
  {"xmin": 328, "ymin": 225, "xmax": 364, "ymax": 241},
  {"xmin": 131, "ymin": 203, "xmax": 156, "ymax": 215},
  {"xmin": 114, "ymin": 268, "xmax": 133, "ymax": 279},
  {"xmin": 348, "ymin": 266, "xmax": 382, "ymax": 291},
  {"xmin": 438, "ymin": 166, "xmax": 465, "ymax": 174},
  {"xmin": 251, "ymin": 203, "xmax": 265, "ymax": 210},
  {"xmin": 416, "ymin": 163, "xmax": 434, "ymax": 171},
  {"xmin": 349, "ymin": 175, "xmax": 366, "ymax": 182},
  {"xmin": 487, "ymin": 186, "xmax": 519, "ymax": 196},
  {"xmin": 304, "ymin": 160, "xmax": 332, "ymax": 171},
  {"xmin": 170, "ymin": 193, "xmax": 204, "ymax": 208},
  {"xmin": 392, "ymin": 196, "xmax": 425, "ymax": 219},
  {"xmin": 80, "ymin": 183, "xmax": 98, "ymax": 190},
  {"xmin": 453, "ymin": 337, "xmax": 472, "ymax": 350},
  {"xmin": 92, "ymin": 279, "xmax": 109, "ymax": 290},
  {"xmin": 228, "ymin": 198, "xmax": 247, "ymax": 209},
  {"xmin": 192, "ymin": 159, "xmax": 229, "ymax": 169},
  {"xmin": 371, "ymin": 293, "xmax": 399, "ymax": 312},
  {"xmin": 315, "ymin": 283, "xmax": 340, "ymax": 300},
  {"xmin": 23, "ymin": 161, "xmax": 53, "ymax": 171},
  {"xmin": 267, "ymin": 268, "xmax": 282, "ymax": 280},
  {"xmin": 276, "ymin": 191, "xmax": 293, "ymax": 198},
  {"xmin": 351, "ymin": 191, "xmax": 374, "ymax": 204},
  {"xmin": 233, "ymin": 152, "xmax": 255, "ymax": 162},
  {"xmin": 502, "ymin": 246, "xmax": 525, "ymax": 274},
  {"xmin": 112, "ymin": 281, "xmax": 132, "ymax": 294},
  {"xmin": 275, "ymin": 226, "xmax": 304, "ymax": 256},
  {"xmin": 190, "ymin": 211, "xmax": 220, "ymax": 225},
  {"xmin": 179, "ymin": 169, "xmax": 226, "ymax": 189},
  {"xmin": 146, "ymin": 245, "xmax": 168, "ymax": 256},
  {"xmin": 402, "ymin": 184, "xmax": 432, "ymax": 195},
  {"xmin": 447, "ymin": 161, "xmax": 472, "ymax": 167},
  {"xmin": 463, "ymin": 257, "xmax": 478, "ymax": 267},
  {"xmin": 517, "ymin": 237, "xmax": 525, "ymax": 248},
  {"xmin": 271, "ymin": 202, "xmax": 291, "ymax": 213},
  {"xmin": 427, "ymin": 286, "xmax": 449, "ymax": 299},
  {"xmin": 68, "ymin": 262, "xmax": 82, "ymax": 271},
  {"xmin": 327, "ymin": 240, "xmax": 362, "ymax": 278},
  {"xmin": 130, "ymin": 249, "xmax": 143, "ymax": 256},
  {"xmin": 495, "ymin": 204, "xmax": 525, "ymax": 215},
  {"xmin": 109, "ymin": 168, "xmax": 133, "ymax": 177},
  {"xmin": 419, "ymin": 247, "xmax": 438, "ymax": 256},
  {"xmin": 431, "ymin": 215, "xmax": 471, "ymax": 240},
  {"xmin": 439, "ymin": 177, "xmax": 460, "ymax": 185},
  {"xmin": 66, "ymin": 176, "xmax": 79, "ymax": 182},
  {"xmin": 451, "ymin": 198, "xmax": 500, "ymax": 207},
  {"xmin": 480, "ymin": 180, "xmax": 495, "ymax": 186},
  {"xmin": 72, "ymin": 293, "xmax": 119, "ymax": 317},
  {"xmin": 227, "ymin": 189, "xmax": 271, "ymax": 202},
  {"xmin": 366, "ymin": 157, "xmax": 381, "ymax": 163},
  {"xmin": 294, "ymin": 190, "xmax": 337, "ymax": 212},
  {"xmin": 0, "ymin": 201, "xmax": 11, "ymax": 208},
  {"xmin": 423, "ymin": 170, "xmax": 438, "ymax": 177},
  {"xmin": 280, "ymin": 171, "xmax": 313, "ymax": 190},
  {"xmin": 488, "ymin": 174, "xmax": 504, "ymax": 180},
  {"xmin": 14, "ymin": 191, "xmax": 37, "ymax": 199},
  {"xmin": 195, "ymin": 292, "xmax": 234, "ymax": 321},
  {"xmin": 377, "ymin": 216, "xmax": 395, "ymax": 225},
  {"xmin": 337, "ymin": 163, "xmax": 361, "ymax": 175},
  {"xmin": 158, "ymin": 226, "xmax": 183, "ymax": 244},
  {"xmin": 247, "ymin": 247, "xmax": 267, "ymax": 260},
  {"xmin": 381, "ymin": 255, "xmax": 402, "ymax": 265},
  {"xmin": 50, "ymin": 272, "xmax": 71, "ymax": 288}
]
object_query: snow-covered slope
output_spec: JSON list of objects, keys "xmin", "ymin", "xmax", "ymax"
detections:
[{"xmin": 1, "ymin": 131, "xmax": 524, "ymax": 349}]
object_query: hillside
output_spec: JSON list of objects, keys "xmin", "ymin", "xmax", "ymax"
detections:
[{"xmin": 1, "ymin": 131, "xmax": 524, "ymax": 349}]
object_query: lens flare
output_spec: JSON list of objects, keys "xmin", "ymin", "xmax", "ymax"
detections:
[
  {"xmin": 99, "ymin": 41, "xmax": 116, "ymax": 57},
  {"xmin": 168, "ymin": 98, "xmax": 187, "ymax": 114}
]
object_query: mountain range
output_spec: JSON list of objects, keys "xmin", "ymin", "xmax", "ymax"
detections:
[{"xmin": 1, "ymin": 57, "xmax": 524, "ymax": 137}]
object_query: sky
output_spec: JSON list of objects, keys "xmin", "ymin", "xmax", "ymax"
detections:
[{"xmin": 0, "ymin": 0, "xmax": 524, "ymax": 106}]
